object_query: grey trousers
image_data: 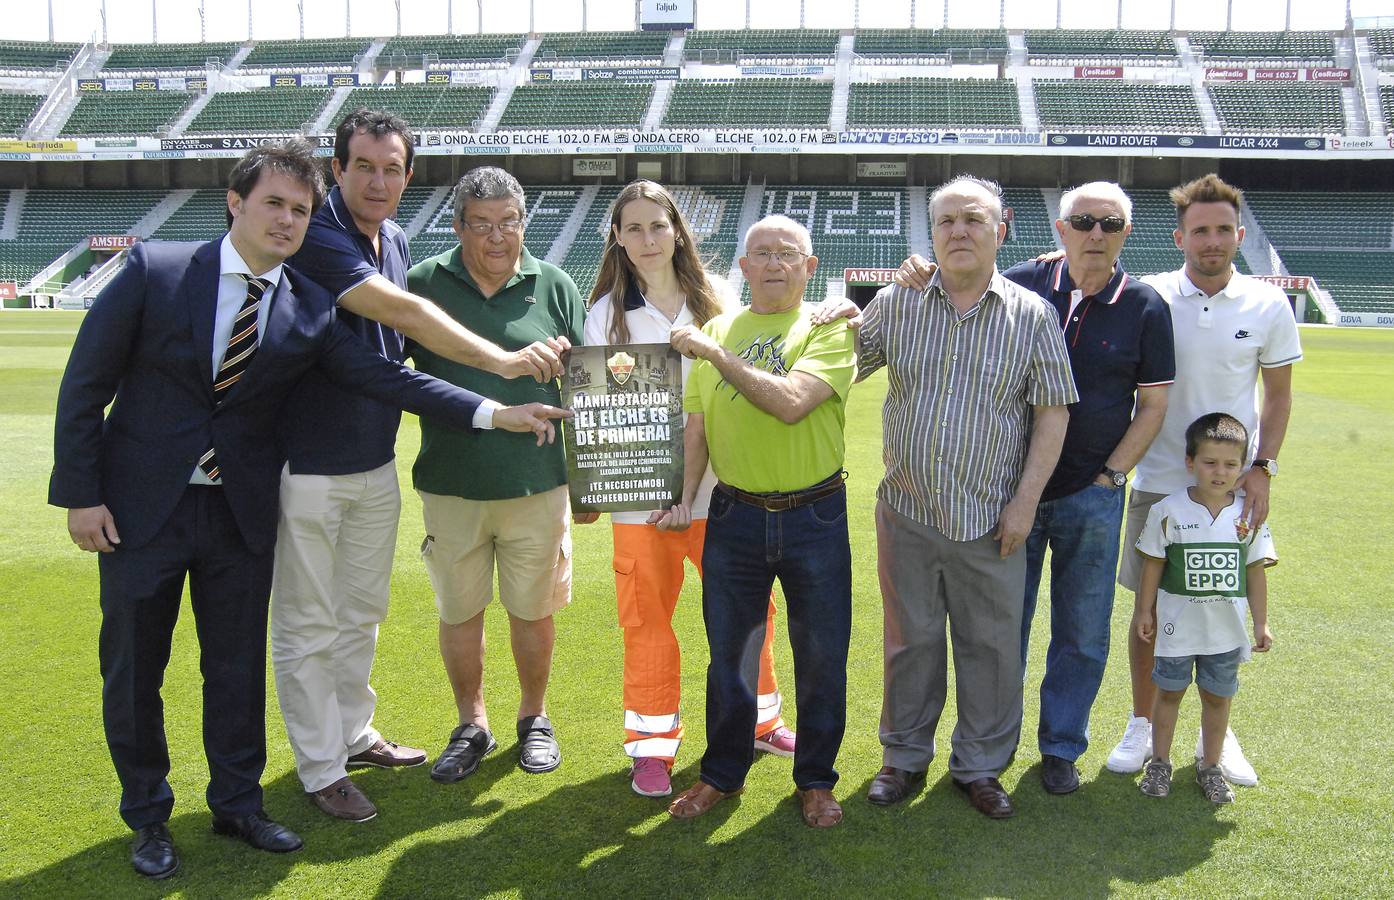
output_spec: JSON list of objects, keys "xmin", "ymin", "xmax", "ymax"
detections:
[{"xmin": 876, "ymin": 500, "xmax": 1027, "ymax": 782}]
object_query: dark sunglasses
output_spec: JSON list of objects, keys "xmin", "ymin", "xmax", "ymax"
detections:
[{"xmin": 1066, "ymin": 214, "xmax": 1127, "ymax": 233}]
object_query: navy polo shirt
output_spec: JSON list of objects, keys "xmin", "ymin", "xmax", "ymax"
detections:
[
  {"xmin": 282, "ymin": 186, "xmax": 412, "ymax": 475},
  {"xmin": 1004, "ymin": 258, "xmax": 1175, "ymax": 501}
]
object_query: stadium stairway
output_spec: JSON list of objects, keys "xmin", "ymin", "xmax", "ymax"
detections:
[
  {"xmin": 828, "ymin": 33, "xmax": 854, "ymax": 132},
  {"xmin": 1354, "ymin": 33, "xmax": 1386, "ymax": 135},
  {"xmin": 169, "ymin": 89, "xmax": 216, "ymax": 136},
  {"xmin": 224, "ymin": 44, "xmax": 254, "ymax": 72},
  {"xmin": 726, "ymin": 180, "xmax": 767, "ymax": 296},
  {"xmin": 402, "ymin": 185, "xmax": 452, "ymax": 241},
  {"xmin": 26, "ymin": 44, "xmax": 108, "ymax": 140},
  {"xmin": 314, "ymin": 85, "xmax": 357, "ymax": 133},
  {"xmin": 0, "ymin": 190, "xmax": 21, "ymax": 240},
  {"xmin": 907, "ymin": 185, "xmax": 930, "ymax": 260},
  {"xmin": 1237, "ymin": 201, "xmax": 1280, "ymax": 276},
  {"xmin": 543, "ymin": 184, "xmax": 599, "ymax": 266},
  {"xmin": 1176, "ymin": 37, "xmax": 1223, "ymax": 134},
  {"xmin": 479, "ymin": 37, "xmax": 538, "ymax": 132}
]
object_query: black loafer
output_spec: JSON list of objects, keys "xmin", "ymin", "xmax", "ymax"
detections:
[
  {"xmin": 211, "ymin": 811, "xmax": 304, "ymax": 852},
  {"xmin": 1041, "ymin": 754, "xmax": 1081, "ymax": 795},
  {"xmin": 430, "ymin": 723, "xmax": 497, "ymax": 783},
  {"xmin": 516, "ymin": 715, "xmax": 561, "ymax": 774},
  {"xmin": 867, "ymin": 766, "xmax": 927, "ymax": 806},
  {"xmin": 131, "ymin": 823, "xmax": 178, "ymax": 879}
]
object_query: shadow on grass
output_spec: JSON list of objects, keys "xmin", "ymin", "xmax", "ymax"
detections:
[{"xmin": 5, "ymin": 752, "xmax": 1235, "ymax": 898}]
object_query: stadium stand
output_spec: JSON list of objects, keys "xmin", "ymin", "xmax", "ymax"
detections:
[
  {"xmin": 998, "ymin": 188, "xmax": 1055, "ymax": 269},
  {"xmin": 684, "ymin": 29, "xmax": 839, "ymax": 58},
  {"xmin": 0, "ymin": 189, "xmax": 165, "ymax": 284},
  {"xmin": 0, "ymin": 40, "xmax": 81, "ymax": 71},
  {"xmin": 1381, "ymin": 85, "xmax": 1394, "ymax": 131},
  {"xmin": 1024, "ymin": 29, "xmax": 1175, "ymax": 58},
  {"xmin": 1187, "ymin": 30, "xmax": 1335, "ymax": 60},
  {"xmin": 1370, "ymin": 28, "xmax": 1394, "ymax": 59},
  {"xmin": 378, "ymin": 34, "xmax": 524, "ymax": 65},
  {"xmin": 1208, "ymin": 83, "xmax": 1343, "ymax": 134},
  {"xmin": 333, "ymin": 84, "xmax": 494, "ymax": 130},
  {"xmin": 1246, "ymin": 190, "xmax": 1394, "ymax": 312},
  {"xmin": 187, "ymin": 87, "xmax": 331, "ymax": 133},
  {"xmin": 663, "ymin": 79, "xmax": 832, "ymax": 128},
  {"xmin": 753, "ymin": 186, "xmax": 910, "ymax": 302},
  {"xmin": 1034, "ymin": 80, "xmax": 1203, "ymax": 131},
  {"xmin": 102, "ymin": 41, "xmax": 240, "ymax": 71},
  {"xmin": 533, "ymin": 31, "xmax": 668, "ymax": 62},
  {"xmin": 149, "ymin": 190, "xmax": 228, "ymax": 241},
  {"xmin": 499, "ymin": 81, "xmax": 651, "ymax": 129},
  {"xmin": 0, "ymin": 93, "xmax": 44, "ymax": 136},
  {"xmin": 239, "ymin": 38, "xmax": 371, "ymax": 70},
  {"xmin": 407, "ymin": 186, "xmax": 584, "ymax": 263},
  {"xmin": 847, "ymin": 78, "xmax": 1019, "ymax": 129},
  {"xmin": 61, "ymin": 91, "xmax": 192, "ymax": 136},
  {"xmin": 559, "ymin": 185, "xmax": 622, "ymax": 297},
  {"xmin": 389, "ymin": 185, "xmax": 440, "ymax": 232},
  {"xmin": 852, "ymin": 28, "xmax": 1009, "ymax": 59}
]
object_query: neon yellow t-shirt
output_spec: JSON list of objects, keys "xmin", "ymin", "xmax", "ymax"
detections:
[{"xmin": 684, "ymin": 304, "xmax": 855, "ymax": 492}]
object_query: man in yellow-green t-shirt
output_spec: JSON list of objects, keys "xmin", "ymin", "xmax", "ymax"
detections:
[{"xmin": 657, "ymin": 215, "xmax": 855, "ymax": 830}]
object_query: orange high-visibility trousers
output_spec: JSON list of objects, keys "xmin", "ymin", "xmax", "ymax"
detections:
[{"xmin": 613, "ymin": 520, "xmax": 784, "ymax": 762}]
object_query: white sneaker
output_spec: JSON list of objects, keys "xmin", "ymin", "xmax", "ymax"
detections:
[
  {"xmin": 1196, "ymin": 726, "xmax": 1258, "ymax": 787},
  {"xmin": 1105, "ymin": 715, "xmax": 1153, "ymax": 773}
]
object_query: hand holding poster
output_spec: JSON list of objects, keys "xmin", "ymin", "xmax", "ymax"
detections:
[{"xmin": 563, "ymin": 343, "xmax": 684, "ymax": 512}]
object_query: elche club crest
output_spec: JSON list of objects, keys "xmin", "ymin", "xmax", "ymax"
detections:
[{"xmin": 606, "ymin": 350, "xmax": 636, "ymax": 386}]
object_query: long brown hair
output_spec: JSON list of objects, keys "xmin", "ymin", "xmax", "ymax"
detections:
[{"xmin": 588, "ymin": 180, "xmax": 725, "ymax": 344}]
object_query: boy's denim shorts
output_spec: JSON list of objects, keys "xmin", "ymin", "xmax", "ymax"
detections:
[{"xmin": 1153, "ymin": 647, "xmax": 1244, "ymax": 697}]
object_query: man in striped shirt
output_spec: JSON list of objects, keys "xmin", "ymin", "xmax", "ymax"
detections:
[{"xmin": 858, "ymin": 176, "xmax": 1078, "ymax": 819}]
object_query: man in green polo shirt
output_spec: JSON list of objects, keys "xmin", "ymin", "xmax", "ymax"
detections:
[{"xmin": 406, "ymin": 167, "xmax": 586, "ymax": 782}]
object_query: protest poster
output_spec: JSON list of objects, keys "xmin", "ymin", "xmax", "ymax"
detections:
[{"xmin": 562, "ymin": 343, "xmax": 684, "ymax": 512}]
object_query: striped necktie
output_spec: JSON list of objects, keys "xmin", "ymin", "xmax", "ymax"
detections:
[{"xmin": 197, "ymin": 275, "xmax": 270, "ymax": 481}]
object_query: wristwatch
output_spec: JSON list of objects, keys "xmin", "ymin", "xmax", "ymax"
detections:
[
  {"xmin": 1100, "ymin": 465, "xmax": 1126, "ymax": 489},
  {"xmin": 1252, "ymin": 458, "xmax": 1278, "ymax": 478}
]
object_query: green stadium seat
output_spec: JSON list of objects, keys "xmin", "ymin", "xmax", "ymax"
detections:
[
  {"xmin": 61, "ymin": 91, "xmax": 192, "ymax": 136},
  {"xmin": 1025, "ymin": 29, "xmax": 1175, "ymax": 58},
  {"xmin": 663, "ymin": 79, "xmax": 831, "ymax": 128},
  {"xmin": 853, "ymin": 29, "xmax": 1008, "ymax": 60},
  {"xmin": 534, "ymin": 31, "xmax": 668, "ymax": 63},
  {"xmin": 0, "ymin": 188, "xmax": 166, "ymax": 284},
  {"xmin": 240, "ymin": 38, "xmax": 371, "ymax": 70},
  {"xmin": 0, "ymin": 93, "xmax": 44, "ymax": 136},
  {"xmin": 1208, "ymin": 83, "xmax": 1343, "ymax": 134},
  {"xmin": 149, "ymin": 190, "xmax": 228, "ymax": 242},
  {"xmin": 500, "ymin": 82, "xmax": 651, "ymax": 130},
  {"xmin": 848, "ymin": 79, "xmax": 1019, "ymax": 129},
  {"xmin": 378, "ymin": 34, "xmax": 524, "ymax": 66},
  {"xmin": 1187, "ymin": 31, "xmax": 1334, "ymax": 60},
  {"xmin": 332, "ymin": 84, "xmax": 494, "ymax": 130},
  {"xmin": 1035, "ymin": 80, "xmax": 1202, "ymax": 131},
  {"xmin": 102, "ymin": 42, "xmax": 240, "ymax": 71},
  {"xmin": 685, "ymin": 30, "xmax": 839, "ymax": 59},
  {"xmin": 0, "ymin": 40, "xmax": 81, "ymax": 71},
  {"xmin": 187, "ymin": 87, "xmax": 331, "ymax": 134}
]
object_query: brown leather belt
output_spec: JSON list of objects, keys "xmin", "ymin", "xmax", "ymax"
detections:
[{"xmin": 716, "ymin": 472, "xmax": 845, "ymax": 512}]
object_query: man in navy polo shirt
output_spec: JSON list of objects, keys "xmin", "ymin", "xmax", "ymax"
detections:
[
  {"xmin": 273, "ymin": 110, "xmax": 570, "ymax": 823},
  {"xmin": 1003, "ymin": 182, "xmax": 1174, "ymax": 795}
]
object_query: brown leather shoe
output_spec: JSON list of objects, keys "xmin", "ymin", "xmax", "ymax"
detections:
[
  {"xmin": 867, "ymin": 766, "xmax": 927, "ymax": 806},
  {"xmin": 955, "ymin": 776, "xmax": 1015, "ymax": 819},
  {"xmin": 309, "ymin": 776, "xmax": 378, "ymax": 822},
  {"xmin": 667, "ymin": 781, "xmax": 742, "ymax": 819},
  {"xmin": 347, "ymin": 738, "xmax": 427, "ymax": 769},
  {"xmin": 796, "ymin": 788, "xmax": 843, "ymax": 828}
]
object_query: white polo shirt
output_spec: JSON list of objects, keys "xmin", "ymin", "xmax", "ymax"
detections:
[
  {"xmin": 584, "ymin": 280, "xmax": 728, "ymax": 524},
  {"xmin": 1134, "ymin": 268, "xmax": 1303, "ymax": 495}
]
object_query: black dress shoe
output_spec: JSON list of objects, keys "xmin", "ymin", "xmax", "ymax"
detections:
[
  {"xmin": 955, "ymin": 776, "xmax": 1015, "ymax": 819},
  {"xmin": 431, "ymin": 723, "xmax": 497, "ymax": 783},
  {"xmin": 130, "ymin": 823, "xmax": 178, "ymax": 879},
  {"xmin": 1041, "ymin": 754, "xmax": 1080, "ymax": 795},
  {"xmin": 517, "ymin": 715, "xmax": 561, "ymax": 774},
  {"xmin": 867, "ymin": 766, "xmax": 927, "ymax": 806},
  {"xmin": 211, "ymin": 811, "xmax": 304, "ymax": 852}
]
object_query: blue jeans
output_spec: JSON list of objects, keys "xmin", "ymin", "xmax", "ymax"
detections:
[
  {"xmin": 698, "ymin": 482, "xmax": 852, "ymax": 792},
  {"xmin": 1021, "ymin": 482, "xmax": 1125, "ymax": 761}
]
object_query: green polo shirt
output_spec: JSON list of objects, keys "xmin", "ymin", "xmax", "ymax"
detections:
[{"xmin": 406, "ymin": 245, "xmax": 585, "ymax": 500}]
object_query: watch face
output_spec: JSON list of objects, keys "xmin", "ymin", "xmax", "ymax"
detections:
[{"xmin": 1112, "ymin": 472, "xmax": 1127, "ymax": 487}]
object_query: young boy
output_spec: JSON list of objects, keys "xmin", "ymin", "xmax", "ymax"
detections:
[{"xmin": 1133, "ymin": 412, "xmax": 1276, "ymax": 804}]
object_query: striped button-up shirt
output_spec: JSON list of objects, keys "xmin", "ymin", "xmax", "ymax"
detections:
[{"xmin": 857, "ymin": 271, "xmax": 1078, "ymax": 541}]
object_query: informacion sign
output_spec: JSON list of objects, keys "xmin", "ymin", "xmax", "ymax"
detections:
[{"xmin": 562, "ymin": 343, "xmax": 684, "ymax": 513}]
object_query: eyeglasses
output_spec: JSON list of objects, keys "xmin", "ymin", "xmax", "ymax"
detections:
[
  {"xmin": 747, "ymin": 249, "xmax": 809, "ymax": 266},
  {"xmin": 1066, "ymin": 214, "xmax": 1126, "ymax": 234},
  {"xmin": 463, "ymin": 219, "xmax": 523, "ymax": 236}
]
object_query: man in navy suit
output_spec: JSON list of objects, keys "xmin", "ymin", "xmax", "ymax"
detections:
[{"xmin": 48, "ymin": 140, "xmax": 566, "ymax": 880}]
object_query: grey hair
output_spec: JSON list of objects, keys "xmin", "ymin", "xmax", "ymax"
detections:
[
  {"xmin": 1060, "ymin": 181, "xmax": 1133, "ymax": 224},
  {"xmin": 930, "ymin": 175, "xmax": 1005, "ymax": 225},
  {"xmin": 453, "ymin": 166, "xmax": 526, "ymax": 222},
  {"xmin": 744, "ymin": 214, "xmax": 813, "ymax": 254}
]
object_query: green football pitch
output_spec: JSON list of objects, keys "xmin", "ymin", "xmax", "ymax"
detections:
[{"xmin": 2, "ymin": 312, "xmax": 1390, "ymax": 897}]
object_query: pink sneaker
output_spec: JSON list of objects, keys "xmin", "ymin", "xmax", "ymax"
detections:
[
  {"xmin": 630, "ymin": 757, "xmax": 672, "ymax": 797},
  {"xmin": 754, "ymin": 725, "xmax": 797, "ymax": 758}
]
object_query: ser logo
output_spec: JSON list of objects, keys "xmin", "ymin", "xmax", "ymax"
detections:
[{"xmin": 1183, "ymin": 547, "xmax": 1239, "ymax": 592}]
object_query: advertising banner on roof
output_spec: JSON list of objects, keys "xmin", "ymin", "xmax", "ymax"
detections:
[{"xmin": 639, "ymin": 0, "xmax": 694, "ymax": 30}]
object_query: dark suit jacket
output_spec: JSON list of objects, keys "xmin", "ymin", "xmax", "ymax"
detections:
[{"xmin": 49, "ymin": 238, "xmax": 485, "ymax": 554}]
